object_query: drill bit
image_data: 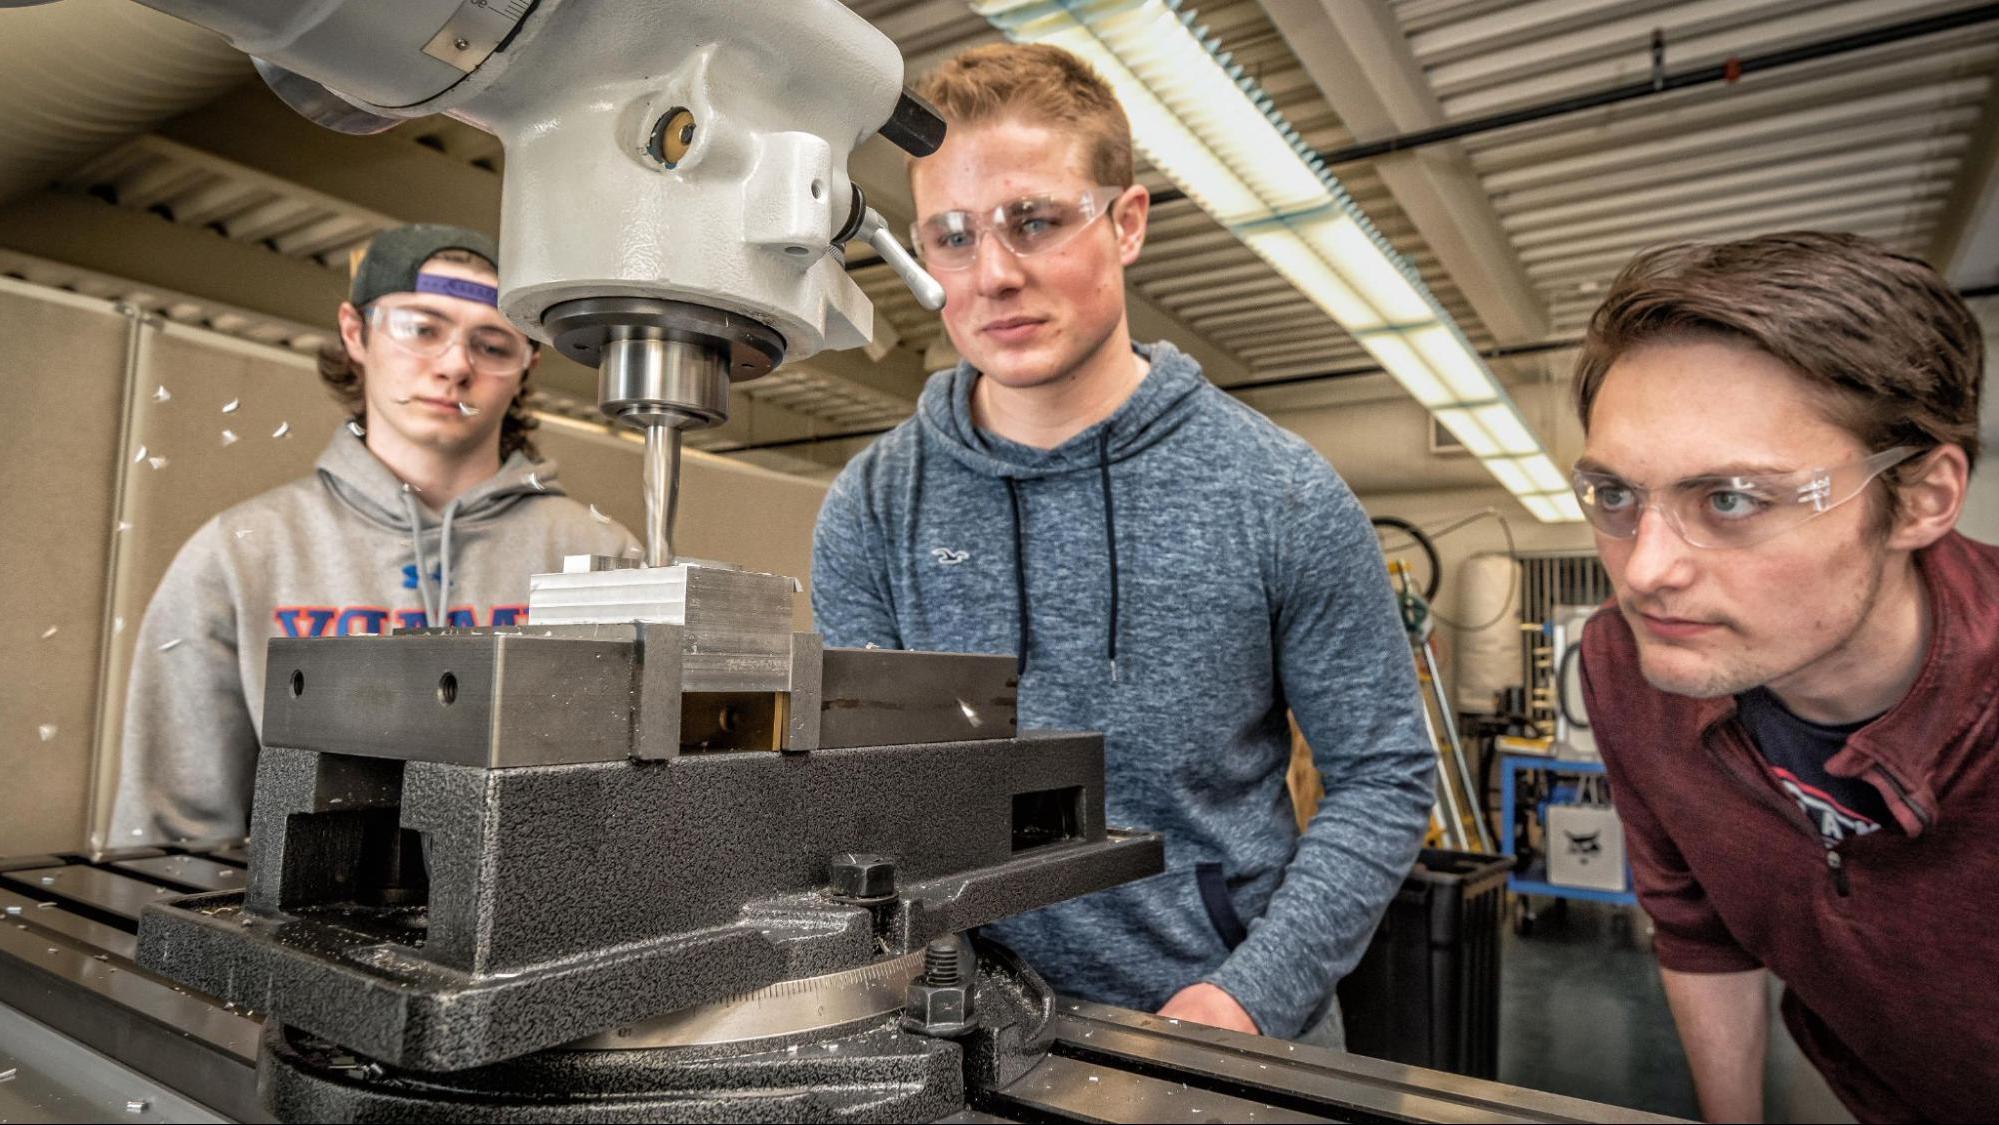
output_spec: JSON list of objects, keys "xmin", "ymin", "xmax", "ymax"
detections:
[{"xmin": 642, "ymin": 422, "xmax": 683, "ymax": 568}]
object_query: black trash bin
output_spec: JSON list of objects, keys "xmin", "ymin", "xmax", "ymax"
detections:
[{"xmin": 1336, "ymin": 848, "xmax": 1509, "ymax": 1078}]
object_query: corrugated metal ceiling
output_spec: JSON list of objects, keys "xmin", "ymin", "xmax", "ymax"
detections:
[
  {"xmin": 10, "ymin": 0, "xmax": 1996, "ymax": 466},
  {"xmin": 1395, "ymin": 0, "xmax": 1999, "ymax": 335}
]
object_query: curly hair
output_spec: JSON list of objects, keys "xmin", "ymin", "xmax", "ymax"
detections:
[{"xmin": 315, "ymin": 247, "xmax": 540, "ymax": 460}]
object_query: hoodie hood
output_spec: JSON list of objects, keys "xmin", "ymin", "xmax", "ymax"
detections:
[
  {"xmin": 312, "ymin": 423, "xmax": 574, "ymax": 621},
  {"xmin": 313, "ymin": 423, "xmax": 568, "ymax": 529},
  {"xmin": 916, "ymin": 339, "xmax": 1208, "ymax": 480}
]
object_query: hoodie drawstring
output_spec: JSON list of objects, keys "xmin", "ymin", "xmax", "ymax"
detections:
[
  {"xmin": 1099, "ymin": 429, "xmax": 1121, "ymax": 682},
  {"xmin": 398, "ymin": 489, "xmax": 462, "ymax": 628},
  {"xmin": 438, "ymin": 499, "xmax": 461, "ymax": 628},
  {"xmin": 1005, "ymin": 477, "xmax": 1030, "ymax": 676},
  {"xmin": 400, "ymin": 488, "xmax": 437, "ymax": 624},
  {"xmin": 1000, "ymin": 432, "xmax": 1123, "ymax": 682}
]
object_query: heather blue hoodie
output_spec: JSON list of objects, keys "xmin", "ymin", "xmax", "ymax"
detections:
[{"xmin": 812, "ymin": 340, "xmax": 1432, "ymax": 1037}]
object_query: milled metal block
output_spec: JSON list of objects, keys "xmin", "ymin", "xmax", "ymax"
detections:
[
  {"xmin": 526, "ymin": 558, "xmax": 797, "ymax": 631},
  {"xmin": 262, "ymin": 629, "xmax": 1017, "ymax": 765},
  {"xmin": 263, "ymin": 632, "xmax": 639, "ymax": 767},
  {"xmin": 820, "ymin": 649, "xmax": 1018, "ymax": 748}
]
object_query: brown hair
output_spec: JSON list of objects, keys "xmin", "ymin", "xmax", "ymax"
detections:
[
  {"xmin": 316, "ymin": 246, "xmax": 540, "ymax": 460},
  {"xmin": 1573, "ymin": 231, "xmax": 1982, "ymax": 521},
  {"xmin": 913, "ymin": 42, "xmax": 1134, "ymax": 189}
]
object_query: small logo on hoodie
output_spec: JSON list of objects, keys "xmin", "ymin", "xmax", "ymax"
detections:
[
  {"xmin": 931, "ymin": 547, "xmax": 970, "ymax": 566},
  {"xmin": 402, "ymin": 564, "xmax": 445, "ymax": 591}
]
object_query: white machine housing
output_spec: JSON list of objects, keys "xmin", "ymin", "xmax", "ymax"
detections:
[{"xmin": 134, "ymin": 0, "xmax": 900, "ymax": 360}]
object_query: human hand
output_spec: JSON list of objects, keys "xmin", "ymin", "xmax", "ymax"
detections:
[{"xmin": 1156, "ymin": 982, "xmax": 1260, "ymax": 1035}]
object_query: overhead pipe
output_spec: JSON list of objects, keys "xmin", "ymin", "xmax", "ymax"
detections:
[
  {"xmin": 719, "ymin": 280, "xmax": 1999, "ymax": 452},
  {"xmin": 1140, "ymin": 4, "xmax": 1999, "ymax": 208}
]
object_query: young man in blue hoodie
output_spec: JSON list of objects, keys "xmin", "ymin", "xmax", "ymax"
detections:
[
  {"xmin": 812, "ymin": 44, "xmax": 1434, "ymax": 1042},
  {"xmin": 113, "ymin": 225, "xmax": 635, "ymax": 846}
]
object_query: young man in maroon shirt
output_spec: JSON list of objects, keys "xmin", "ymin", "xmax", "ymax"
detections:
[{"xmin": 1570, "ymin": 231, "xmax": 1995, "ymax": 1123}]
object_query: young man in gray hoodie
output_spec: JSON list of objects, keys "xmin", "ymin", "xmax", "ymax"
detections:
[
  {"xmin": 811, "ymin": 44, "xmax": 1434, "ymax": 1042},
  {"xmin": 113, "ymin": 224, "xmax": 635, "ymax": 845}
]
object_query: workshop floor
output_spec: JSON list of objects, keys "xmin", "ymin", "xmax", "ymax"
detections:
[{"xmin": 1496, "ymin": 899, "xmax": 1854, "ymax": 1123}]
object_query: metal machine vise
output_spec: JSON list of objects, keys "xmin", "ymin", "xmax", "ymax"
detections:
[{"xmin": 136, "ymin": 560, "xmax": 1163, "ymax": 1120}]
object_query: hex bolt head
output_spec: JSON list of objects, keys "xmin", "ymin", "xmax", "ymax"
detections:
[
  {"xmin": 826, "ymin": 852, "xmax": 895, "ymax": 904},
  {"xmin": 901, "ymin": 980, "xmax": 975, "ymax": 1038}
]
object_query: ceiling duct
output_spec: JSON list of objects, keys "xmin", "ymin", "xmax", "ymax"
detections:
[{"xmin": 0, "ymin": 0, "xmax": 250, "ymax": 208}]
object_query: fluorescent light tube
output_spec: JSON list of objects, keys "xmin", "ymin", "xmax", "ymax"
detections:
[
  {"xmin": 1241, "ymin": 229, "xmax": 1388, "ymax": 330},
  {"xmin": 1471, "ymin": 403, "xmax": 1539, "ymax": 456},
  {"xmin": 1410, "ymin": 325, "xmax": 1500, "ymax": 403},
  {"xmin": 1481, "ymin": 456, "xmax": 1536, "ymax": 494},
  {"xmin": 1520, "ymin": 494, "xmax": 1563, "ymax": 522},
  {"xmin": 1521, "ymin": 453, "xmax": 1568, "ymax": 492},
  {"xmin": 1433, "ymin": 407, "xmax": 1502, "ymax": 457},
  {"xmin": 1357, "ymin": 333, "xmax": 1452, "ymax": 407},
  {"xmin": 1308, "ymin": 215, "xmax": 1436, "ymax": 325}
]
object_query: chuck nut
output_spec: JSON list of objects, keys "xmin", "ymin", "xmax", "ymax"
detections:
[
  {"xmin": 826, "ymin": 852, "xmax": 896, "ymax": 904},
  {"xmin": 901, "ymin": 980, "xmax": 975, "ymax": 1038}
]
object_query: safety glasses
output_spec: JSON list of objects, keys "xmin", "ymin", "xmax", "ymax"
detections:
[
  {"xmin": 366, "ymin": 304, "xmax": 532, "ymax": 377},
  {"xmin": 911, "ymin": 185, "xmax": 1127, "ymax": 271},
  {"xmin": 1571, "ymin": 446, "xmax": 1920, "ymax": 549}
]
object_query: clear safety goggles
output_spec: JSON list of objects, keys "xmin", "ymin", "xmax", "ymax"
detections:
[
  {"xmin": 911, "ymin": 185, "xmax": 1127, "ymax": 271},
  {"xmin": 1571, "ymin": 446, "xmax": 1920, "ymax": 549},
  {"xmin": 366, "ymin": 304, "xmax": 533, "ymax": 377}
]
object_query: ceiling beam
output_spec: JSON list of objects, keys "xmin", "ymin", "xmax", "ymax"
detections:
[
  {"xmin": 0, "ymin": 189, "xmax": 343, "ymax": 326},
  {"xmin": 155, "ymin": 82, "xmax": 503, "ymax": 235},
  {"xmin": 1932, "ymin": 67, "xmax": 1999, "ymax": 289},
  {"xmin": 1261, "ymin": 0, "xmax": 1548, "ymax": 346},
  {"xmin": 793, "ymin": 337, "xmax": 927, "ymax": 407}
]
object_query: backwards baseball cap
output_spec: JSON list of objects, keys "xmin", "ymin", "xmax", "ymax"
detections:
[{"xmin": 348, "ymin": 223, "xmax": 502, "ymax": 309}]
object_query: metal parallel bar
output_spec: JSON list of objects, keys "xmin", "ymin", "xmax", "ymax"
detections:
[
  {"xmin": 109, "ymin": 856, "xmax": 246, "ymax": 895},
  {"xmin": 0, "ymin": 888, "xmax": 139, "ymax": 962},
  {"xmin": 984, "ymin": 1050, "xmax": 1333, "ymax": 1123},
  {"xmin": 1037, "ymin": 1001, "xmax": 1681, "ymax": 1124},
  {"xmin": 0, "ymin": 1004, "xmax": 228, "ymax": 1124},
  {"xmin": 0, "ymin": 866, "xmax": 178, "ymax": 925},
  {"xmin": 0, "ymin": 916, "xmax": 261, "ymax": 1122}
]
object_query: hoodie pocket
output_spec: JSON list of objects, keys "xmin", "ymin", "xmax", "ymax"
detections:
[{"xmin": 1195, "ymin": 861, "xmax": 1248, "ymax": 950}]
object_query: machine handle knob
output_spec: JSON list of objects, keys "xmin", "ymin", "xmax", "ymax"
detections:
[
  {"xmin": 880, "ymin": 89, "xmax": 947, "ymax": 157},
  {"xmin": 858, "ymin": 207, "xmax": 946, "ymax": 312}
]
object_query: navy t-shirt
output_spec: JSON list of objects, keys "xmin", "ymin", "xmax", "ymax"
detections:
[{"xmin": 1736, "ymin": 687, "xmax": 1892, "ymax": 844}]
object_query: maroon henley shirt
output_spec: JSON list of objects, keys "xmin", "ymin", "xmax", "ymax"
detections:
[{"xmin": 1581, "ymin": 531, "xmax": 1999, "ymax": 1123}]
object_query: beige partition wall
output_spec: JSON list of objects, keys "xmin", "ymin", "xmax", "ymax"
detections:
[
  {"xmin": 0, "ymin": 279, "xmax": 830, "ymax": 854},
  {"xmin": 0, "ymin": 282, "xmax": 136, "ymax": 855}
]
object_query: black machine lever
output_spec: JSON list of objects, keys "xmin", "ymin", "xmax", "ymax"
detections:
[{"xmin": 880, "ymin": 88, "xmax": 947, "ymax": 157}]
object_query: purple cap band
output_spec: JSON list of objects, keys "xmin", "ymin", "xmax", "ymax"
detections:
[{"xmin": 415, "ymin": 272, "xmax": 500, "ymax": 306}]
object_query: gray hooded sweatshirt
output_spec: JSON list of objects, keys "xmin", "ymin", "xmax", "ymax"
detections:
[
  {"xmin": 112, "ymin": 425, "xmax": 636, "ymax": 845},
  {"xmin": 813, "ymin": 340, "xmax": 1435, "ymax": 1038}
]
